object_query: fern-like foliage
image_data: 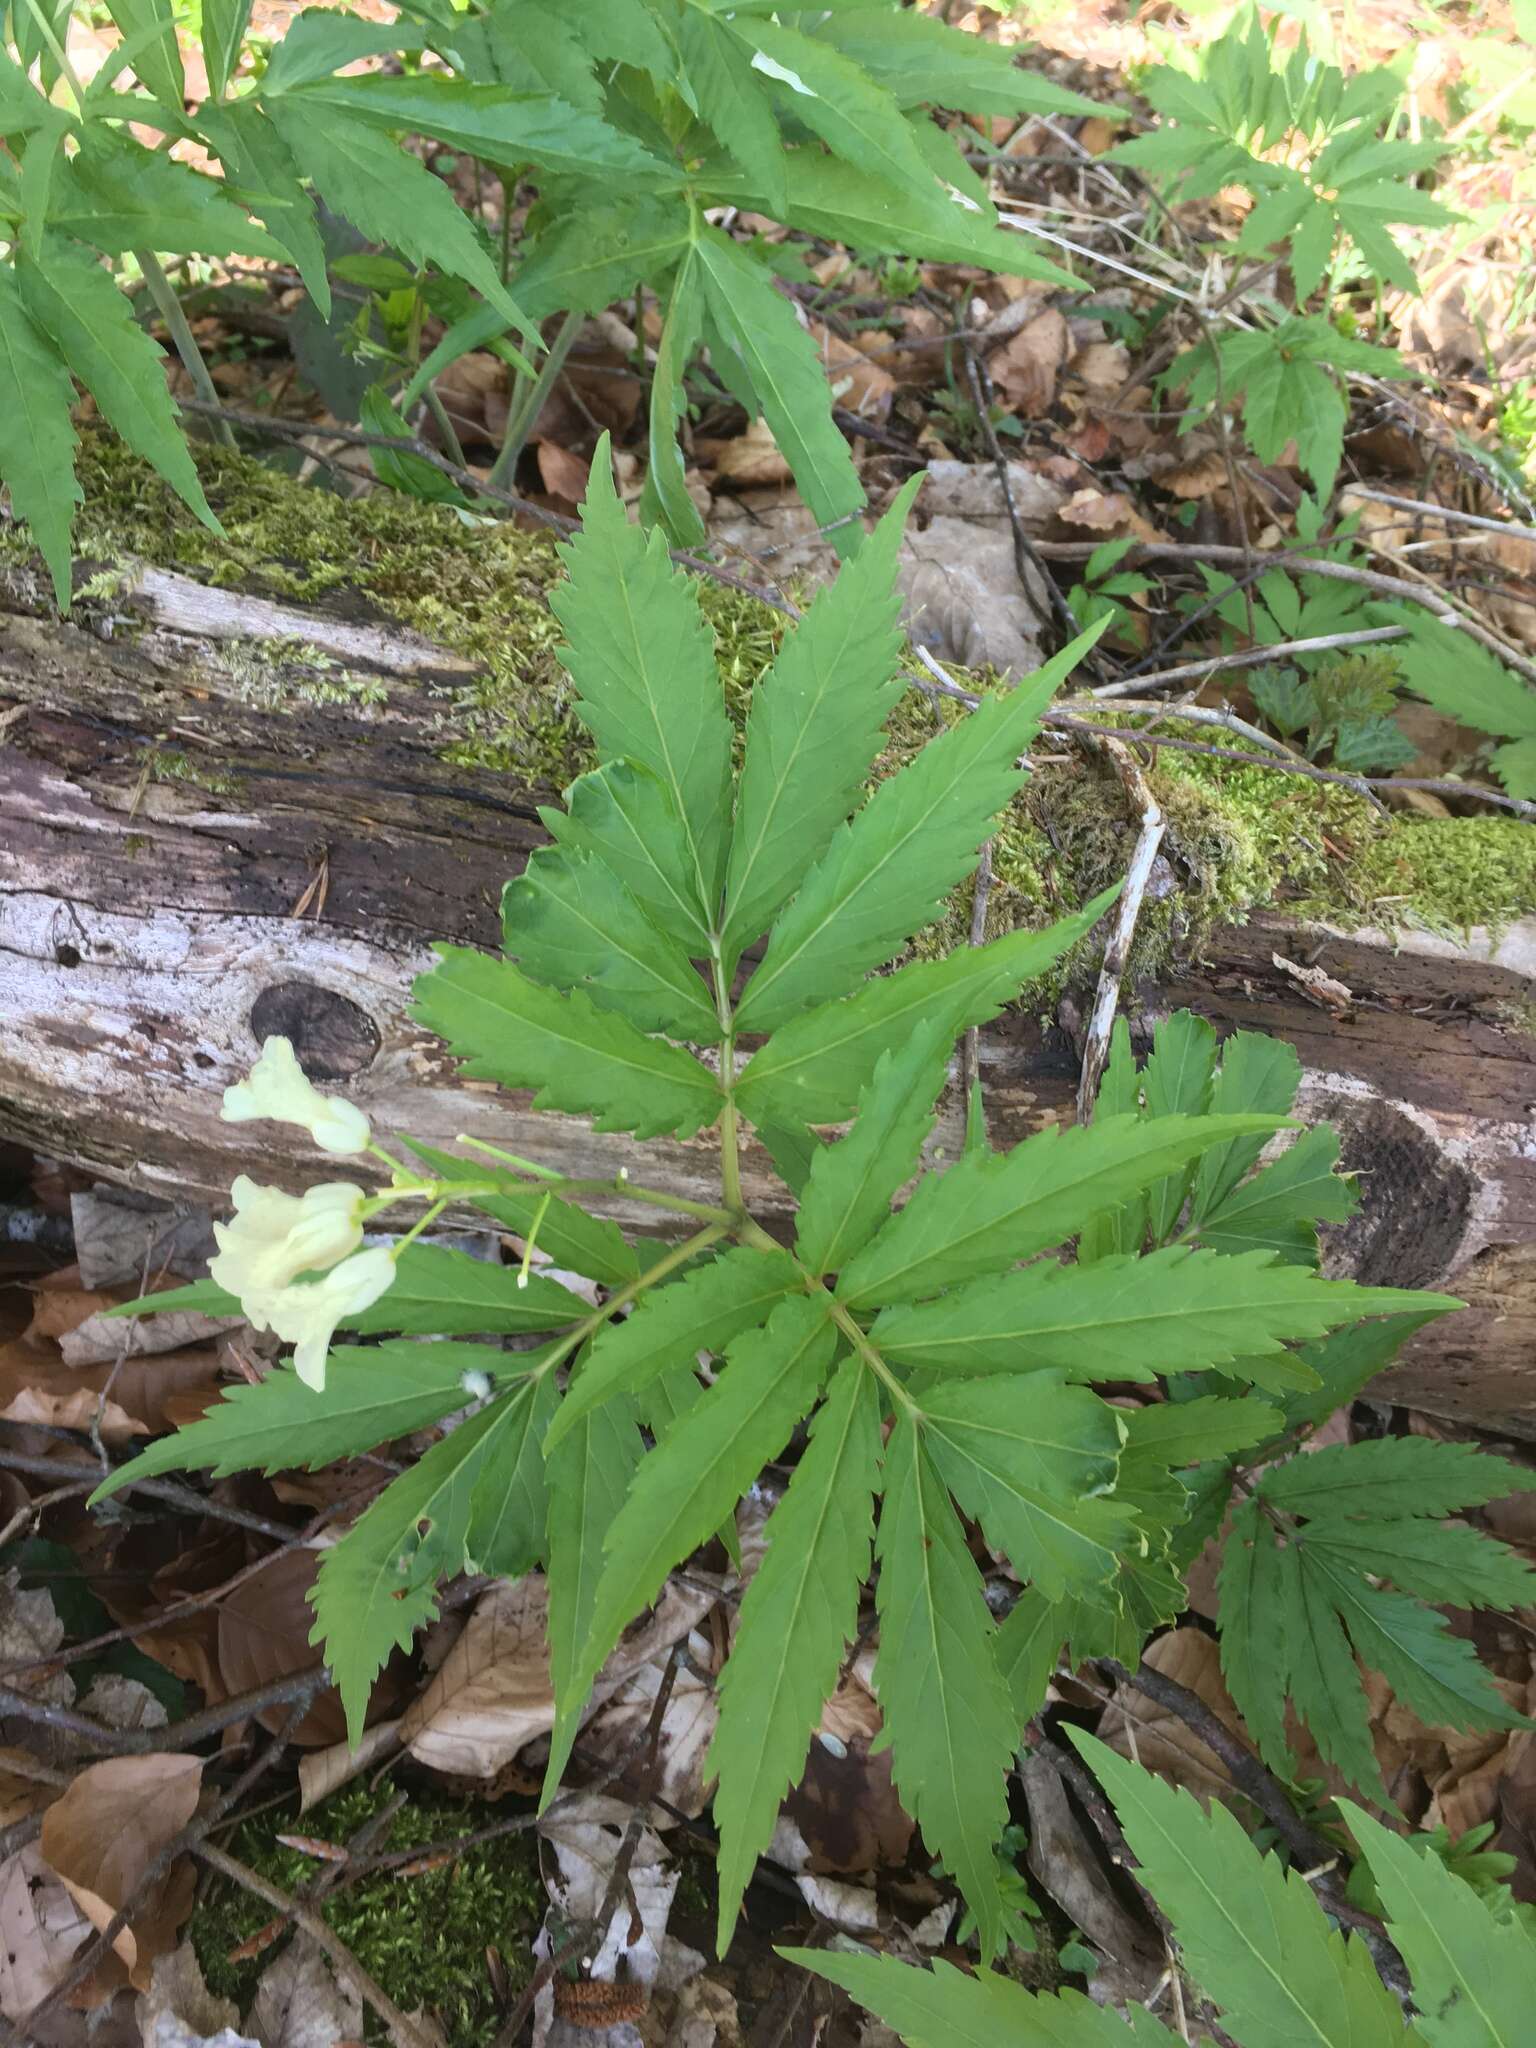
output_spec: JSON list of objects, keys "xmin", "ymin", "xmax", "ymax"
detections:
[
  {"xmin": 98, "ymin": 442, "xmax": 1481, "ymax": 1963},
  {"xmin": 789, "ymin": 1734, "xmax": 1536, "ymax": 2043}
]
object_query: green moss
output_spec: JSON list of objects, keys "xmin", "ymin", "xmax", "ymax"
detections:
[
  {"xmin": 191, "ymin": 1779, "xmax": 542, "ymax": 2047},
  {"xmin": 59, "ymin": 433, "xmax": 1533, "ymax": 958},
  {"xmin": 142, "ymin": 746, "xmax": 245, "ymax": 797}
]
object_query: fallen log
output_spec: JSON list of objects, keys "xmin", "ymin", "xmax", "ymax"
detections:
[{"xmin": 1, "ymin": 452, "xmax": 1532, "ymax": 1431}]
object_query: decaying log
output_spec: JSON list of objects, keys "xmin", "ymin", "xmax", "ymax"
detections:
[{"xmin": 1, "ymin": 556, "xmax": 1533, "ymax": 1431}]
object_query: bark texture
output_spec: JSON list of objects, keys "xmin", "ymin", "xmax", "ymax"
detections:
[{"xmin": 2, "ymin": 556, "xmax": 1532, "ymax": 1431}]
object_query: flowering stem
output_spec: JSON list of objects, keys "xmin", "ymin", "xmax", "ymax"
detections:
[
  {"xmin": 532, "ymin": 1222, "xmax": 729, "ymax": 1382},
  {"xmin": 389, "ymin": 1199, "xmax": 449, "ymax": 1259}
]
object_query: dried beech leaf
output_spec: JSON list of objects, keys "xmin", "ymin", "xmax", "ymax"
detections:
[{"xmin": 39, "ymin": 1753, "xmax": 203, "ymax": 1980}]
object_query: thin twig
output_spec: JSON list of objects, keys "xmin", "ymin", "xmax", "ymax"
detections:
[
  {"xmin": 1092, "ymin": 626, "xmax": 1409, "ymax": 698},
  {"xmin": 0, "ymin": 1447, "xmax": 303, "ymax": 1543},
  {"xmin": 0, "ymin": 1668, "xmax": 329, "ymax": 1756},
  {"xmin": 961, "ymin": 340, "xmax": 1081, "ymax": 647},
  {"xmin": 1075, "ymin": 738, "xmax": 1164, "ymax": 1119},
  {"xmin": 1348, "ymin": 487, "xmax": 1536, "ymax": 545}
]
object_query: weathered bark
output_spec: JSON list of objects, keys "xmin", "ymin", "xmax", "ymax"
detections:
[{"xmin": 2, "ymin": 560, "xmax": 1533, "ymax": 1429}]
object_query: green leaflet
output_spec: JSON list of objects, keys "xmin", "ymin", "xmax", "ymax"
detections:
[
  {"xmin": 1217, "ymin": 1498, "xmax": 1298, "ymax": 1778},
  {"xmin": 1138, "ymin": 1009, "xmax": 1216, "ymax": 1243},
  {"xmin": 89, "ymin": 1343, "xmax": 508, "ymax": 1501},
  {"xmin": 1075, "ymin": 1733, "xmax": 1411, "ymax": 2048},
  {"xmin": 0, "ymin": 267, "xmax": 80, "ymax": 609},
  {"xmin": 917, "ymin": 1375, "xmax": 1136, "ymax": 1599},
  {"xmin": 199, "ymin": 102, "xmax": 330, "ymax": 315},
  {"xmin": 722, "ymin": 477, "xmax": 920, "ymax": 968},
  {"xmin": 738, "ymin": 635, "xmax": 1098, "ymax": 1034},
  {"xmin": 736, "ymin": 891, "xmax": 1116, "ymax": 1127},
  {"xmin": 869, "ymin": 1246, "xmax": 1434, "ymax": 1388},
  {"xmin": 502, "ymin": 844, "xmax": 719, "ymax": 1042},
  {"xmin": 274, "ymin": 71, "xmax": 675, "ymax": 186},
  {"xmin": 1194, "ymin": 1125, "xmax": 1357, "ymax": 1265},
  {"xmin": 1392, "ymin": 618, "xmax": 1536, "ymax": 761},
  {"xmin": 781, "ymin": 1951, "xmax": 1152, "ymax": 2048},
  {"xmin": 260, "ymin": 9, "xmax": 411, "ymax": 91},
  {"xmin": 710, "ymin": 1356, "xmax": 881, "ymax": 1949},
  {"xmin": 49, "ymin": 130, "xmax": 284, "ymax": 260},
  {"xmin": 795, "ymin": 1026, "xmax": 949, "ymax": 1280},
  {"xmin": 541, "ymin": 1394, "xmax": 645, "ymax": 1797},
  {"xmin": 512, "ymin": 195, "xmax": 695, "ymax": 322},
  {"xmin": 201, "ymin": 0, "xmax": 253, "ymax": 101},
  {"xmin": 839, "ymin": 1111, "xmax": 1290, "ymax": 1310},
  {"xmin": 265, "ymin": 102, "xmax": 527, "ymax": 330},
  {"xmin": 20, "ymin": 244, "xmax": 220, "ymax": 536},
  {"xmin": 1192, "ymin": 1029, "xmax": 1303, "ymax": 1220},
  {"xmin": 677, "ymin": 5, "xmax": 789, "ymax": 215},
  {"xmin": 1342, "ymin": 1801, "xmax": 1536, "ymax": 2048},
  {"xmin": 348, "ymin": 1243, "xmax": 590, "ymax": 1337},
  {"xmin": 399, "ymin": 1140, "xmax": 639, "ymax": 1287},
  {"xmin": 1260, "ymin": 1436, "xmax": 1536, "ymax": 1522},
  {"xmin": 412, "ymin": 945, "xmax": 721, "ymax": 1140},
  {"xmin": 994, "ymin": 1588, "xmax": 1066, "ymax": 1725},
  {"xmin": 543, "ymin": 1244, "xmax": 800, "ymax": 1451},
  {"xmin": 544, "ymin": 761, "xmax": 716, "ymax": 960},
  {"xmin": 814, "ymin": 7, "xmax": 1100, "ymax": 119},
  {"xmin": 731, "ymin": 15, "xmax": 940, "ymax": 208},
  {"xmin": 568, "ymin": 0, "xmax": 677, "ymax": 78},
  {"xmin": 640, "ymin": 248, "xmax": 708, "ymax": 548},
  {"xmin": 874, "ymin": 1413, "xmax": 1017, "ymax": 1964},
  {"xmin": 103, "ymin": 0, "xmax": 182, "ymax": 111},
  {"xmin": 552, "ymin": 439, "xmax": 734, "ymax": 928},
  {"xmin": 312, "ymin": 1375, "xmax": 554, "ymax": 1738},
  {"xmin": 694, "ymin": 224, "xmax": 866, "ymax": 555},
  {"xmin": 1078, "ymin": 1018, "xmax": 1144, "ymax": 1262},
  {"xmin": 551, "ymin": 1294, "xmax": 836, "ymax": 1788}
]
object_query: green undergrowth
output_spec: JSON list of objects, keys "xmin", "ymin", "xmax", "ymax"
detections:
[
  {"xmin": 192, "ymin": 1778, "xmax": 542, "ymax": 2046},
  {"xmin": 36, "ymin": 435, "xmax": 1534, "ymax": 972}
]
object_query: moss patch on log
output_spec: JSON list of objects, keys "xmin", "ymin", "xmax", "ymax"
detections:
[{"xmin": 48, "ymin": 433, "xmax": 1534, "ymax": 971}]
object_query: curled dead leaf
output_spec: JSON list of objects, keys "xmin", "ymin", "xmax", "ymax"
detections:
[{"xmin": 39, "ymin": 1752, "xmax": 203, "ymax": 1983}]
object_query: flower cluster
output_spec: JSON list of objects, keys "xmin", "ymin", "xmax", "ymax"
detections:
[{"xmin": 209, "ymin": 1038, "xmax": 398, "ymax": 1388}]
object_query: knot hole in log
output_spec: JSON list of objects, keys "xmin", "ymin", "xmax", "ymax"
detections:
[
  {"xmin": 249, "ymin": 981, "xmax": 381, "ymax": 1082},
  {"xmin": 1323, "ymin": 1100, "xmax": 1474, "ymax": 1288}
]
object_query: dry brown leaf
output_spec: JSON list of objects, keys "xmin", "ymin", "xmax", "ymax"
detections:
[
  {"xmin": 1071, "ymin": 340, "xmax": 1131, "ymax": 393},
  {"xmin": 248, "ymin": 1934, "xmax": 363, "ymax": 2048},
  {"xmin": 25, "ymin": 1269, "xmax": 118, "ymax": 1343},
  {"xmin": 534, "ymin": 438, "xmax": 592, "ymax": 506},
  {"xmin": 783, "ymin": 1673, "xmax": 913, "ymax": 1876},
  {"xmin": 1162, "ymin": 450, "xmax": 1229, "ymax": 500},
  {"xmin": 992, "ymin": 308, "xmax": 1069, "ymax": 416},
  {"xmin": 810, "ymin": 324, "xmax": 896, "ymax": 419},
  {"xmin": 0, "ymin": 1343, "xmax": 222, "ymax": 1443},
  {"xmin": 135, "ymin": 1938, "xmax": 241, "ymax": 2045},
  {"xmin": 0, "ymin": 1841, "xmax": 92, "ymax": 2019},
  {"xmin": 40, "ymin": 1753, "xmax": 202, "ymax": 1981},
  {"xmin": 297, "ymin": 1720, "xmax": 401, "ymax": 1815},
  {"xmin": 712, "ymin": 417, "xmax": 793, "ymax": 487},
  {"xmin": 402, "ymin": 1573, "xmax": 719, "ymax": 1782},
  {"xmin": 216, "ymin": 1550, "xmax": 350, "ymax": 1748},
  {"xmin": 581, "ymin": 1650, "xmax": 718, "ymax": 1819},
  {"xmin": 1057, "ymin": 488, "xmax": 1165, "ymax": 543}
]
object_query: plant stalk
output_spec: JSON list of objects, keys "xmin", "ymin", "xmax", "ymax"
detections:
[
  {"xmin": 137, "ymin": 251, "xmax": 237, "ymax": 448},
  {"xmin": 488, "ymin": 305, "xmax": 583, "ymax": 489}
]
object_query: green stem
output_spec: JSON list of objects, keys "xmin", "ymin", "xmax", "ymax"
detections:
[
  {"xmin": 828, "ymin": 1299, "xmax": 918, "ymax": 1414},
  {"xmin": 389, "ymin": 1197, "xmax": 449, "ymax": 1258},
  {"xmin": 420, "ymin": 382, "xmax": 468, "ymax": 472},
  {"xmin": 447, "ymin": 1138, "xmax": 735, "ymax": 1225},
  {"xmin": 534, "ymin": 1222, "xmax": 729, "ymax": 1381},
  {"xmin": 138, "ymin": 251, "xmax": 236, "ymax": 449},
  {"xmin": 488, "ymin": 305, "xmax": 582, "ymax": 490},
  {"xmin": 20, "ymin": 0, "xmax": 86, "ymax": 105}
]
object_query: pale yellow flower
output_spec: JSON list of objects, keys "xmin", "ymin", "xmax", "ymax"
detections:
[
  {"xmin": 222, "ymin": 1037, "xmax": 371, "ymax": 1156},
  {"xmin": 250, "ymin": 1248, "xmax": 397, "ymax": 1391},
  {"xmin": 210, "ymin": 1176, "xmax": 365, "ymax": 1298}
]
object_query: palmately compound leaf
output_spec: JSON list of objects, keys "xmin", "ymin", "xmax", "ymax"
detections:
[
  {"xmin": 738, "ymin": 629, "xmax": 1103, "ymax": 1034},
  {"xmin": 552, "ymin": 440, "xmax": 735, "ymax": 930},
  {"xmin": 502, "ymin": 845, "xmax": 719, "ymax": 1042},
  {"xmin": 814, "ymin": 6, "xmax": 1100, "ymax": 120},
  {"xmin": 544, "ymin": 1245, "xmax": 801, "ymax": 1452},
  {"xmin": 413, "ymin": 945, "xmax": 721, "ymax": 1140},
  {"xmin": 0, "ymin": 267, "xmax": 80, "ymax": 609},
  {"xmin": 874, "ymin": 1412, "xmax": 1019, "ymax": 1964},
  {"xmin": 868, "ymin": 1246, "xmax": 1432, "ymax": 1389},
  {"xmin": 1074, "ymin": 1733, "xmax": 1411, "ymax": 2048},
  {"xmin": 1193, "ymin": 1029, "xmax": 1303, "ymax": 1220},
  {"xmin": 311, "ymin": 1374, "xmax": 555, "ymax": 1738},
  {"xmin": 399, "ymin": 1140, "xmax": 638, "ymax": 1287},
  {"xmin": 20, "ymin": 244, "xmax": 220, "ymax": 536},
  {"xmin": 736, "ymin": 891, "xmax": 1116, "ymax": 1128},
  {"xmin": 1219, "ymin": 1432, "xmax": 1526, "ymax": 1807},
  {"xmin": 795, "ymin": 1025, "xmax": 950, "ymax": 1280},
  {"xmin": 677, "ymin": 3, "xmax": 789, "ymax": 214},
  {"xmin": 722, "ymin": 477, "xmax": 921, "ymax": 968},
  {"xmin": 1341, "ymin": 1800, "xmax": 1536, "ymax": 2048},
  {"xmin": 541, "ymin": 1394, "xmax": 644, "ymax": 1797},
  {"xmin": 839, "ymin": 1112, "xmax": 1290, "ymax": 1310},
  {"xmin": 918, "ymin": 1375, "xmax": 1135, "ymax": 1600},
  {"xmin": 49, "ymin": 128, "xmax": 284, "ymax": 260},
  {"xmin": 550, "ymin": 1294, "xmax": 836, "ymax": 1797},
  {"xmin": 88, "ymin": 1342, "xmax": 508, "ymax": 1500},
  {"xmin": 694, "ymin": 224, "xmax": 866, "ymax": 556},
  {"xmin": 780, "ymin": 1949, "xmax": 1152, "ymax": 2048},
  {"xmin": 198, "ymin": 102, "xmax": 330, "ymax": 315},
  {"xmin": 544, "ymin": 761, "xmax": 715, "ymax": 960},
  {"xmin": 1138, "ymin": 1010, "xmax": 1216, "ymax": 1243},
  {"xmin": 710, "ymin": 1356, "xmax": 882, "ymax": 1949}
]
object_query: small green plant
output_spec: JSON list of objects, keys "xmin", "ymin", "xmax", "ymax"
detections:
[
  {"xmin": 0, "ymin": 0, "xmax": 1091, "ymax": 603},
  {"xmin": 790, "ymin": 1734, "xmax": 1536, "ymax": 2043},
  {"xmin": 1250, "ymin": 651, "xmax": 1417, "ymax": 773},
  {"xmin": 97, "ymin": 443, "xmax": 1527, "ymax": 1966}
]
